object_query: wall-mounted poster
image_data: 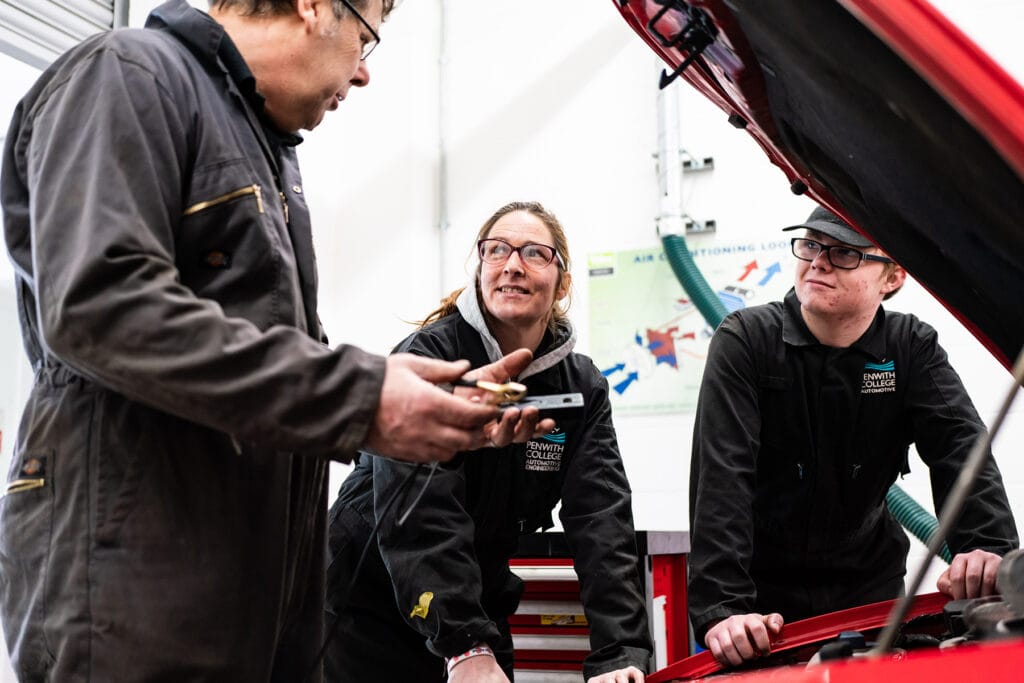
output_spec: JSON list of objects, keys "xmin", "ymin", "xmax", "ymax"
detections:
[{"xmin": 588, "ymin": 239, "xmax": 793, "ymax": 414}]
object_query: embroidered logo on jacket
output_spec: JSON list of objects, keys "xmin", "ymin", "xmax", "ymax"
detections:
[
  {"xmin": 524, "ymin": 428, "xmax": 566, "ymax": 472},
  {"xmin": 861, "ymin": 359, "xmax": 896, "ymax": 394}
]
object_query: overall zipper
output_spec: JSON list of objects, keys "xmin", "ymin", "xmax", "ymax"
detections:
[
  {"xmin": 183, "ymin": 184, "xmax": 264, "ymax": 216},
  {"xmin": 2, "ymin": 478, "xmax": 45, "ymax": 497}
]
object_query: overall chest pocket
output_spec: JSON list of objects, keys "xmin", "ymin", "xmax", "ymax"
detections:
[
  {"xmin": 757, "ymin": 374, "xmax": 797, "ymax": 448},
  {"xmin": 754, "ymin": 373, "xmax": 816, "ymax": 501},
  {"xmin": 176, "ymin": 159, "xmax": 285, "ymax": 323}
]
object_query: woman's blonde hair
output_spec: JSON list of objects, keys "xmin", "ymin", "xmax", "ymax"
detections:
[{"xmin": 419, "ymin": 201, "xmax": 572, "ymax": 331}]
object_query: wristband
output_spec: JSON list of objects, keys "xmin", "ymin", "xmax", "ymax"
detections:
[{"xmin": 445, "ymin": 643, "xmax": 495, "ymax": 674}]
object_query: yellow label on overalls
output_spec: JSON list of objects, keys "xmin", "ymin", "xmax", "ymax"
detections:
[{"xmin": 410, "ymin": 592, "xmax": 434, "ymax": 619}]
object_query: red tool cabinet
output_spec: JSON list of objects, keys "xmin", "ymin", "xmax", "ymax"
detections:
[{"xmin": 510, "ymin": 531, "xmax": 690, "ymax": 681}]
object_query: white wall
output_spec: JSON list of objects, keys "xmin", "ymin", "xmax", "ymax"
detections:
[{"xmin": 0, "ymin": 1, "xmax": 1021, "ymax": 679}]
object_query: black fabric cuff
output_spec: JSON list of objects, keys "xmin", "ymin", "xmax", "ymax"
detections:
[
  {"xmin": 426, "ymin": 620, "xmax": 502, "ymax": 660},
  {"xmin": 582, "ymin": 646, "xmax": 653, "ymax": 679}
]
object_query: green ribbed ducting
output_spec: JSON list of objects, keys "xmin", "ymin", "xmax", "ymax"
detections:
[
  {"xmin": 660, "ymin": 231, "xmax": 951, "ymax": 565},
  {"xmin": 886, "ymin": 484, "xmax": 952, "ymax": 563},
  {"xmin": 661, "ymin": 233, "xmax": 729, "ymax": 329}
]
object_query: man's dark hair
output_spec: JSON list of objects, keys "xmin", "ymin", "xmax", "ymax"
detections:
[{"xmin": 210, "ymin": 0, "xmax": 395, "ymax": 20}]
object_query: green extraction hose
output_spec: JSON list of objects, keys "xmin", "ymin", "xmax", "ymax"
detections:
[
  {"xmin": 886, "ymin": 484, "xmax": 952, "ymax": 563},
  {"xmin": 660, "ymin": 230, "xmax": 951, "ymax": 565},
  {"xmin": 661, "ymin": 233, "xmax": 729, "ymax": 329}
]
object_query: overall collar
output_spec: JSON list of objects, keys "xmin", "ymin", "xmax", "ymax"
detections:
[
  {"xmin": 146, "ymin": 0, "xmax": 301, "ymax": 146},
  {"xmin": 781, "ymin": 288, "xmax": 888, "ymax": 360},
  {"xmin": 455, "ymin": 279, "xmax": 576, "ymax": 380}
]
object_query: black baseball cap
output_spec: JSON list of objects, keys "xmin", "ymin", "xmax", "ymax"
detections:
[{"xmin": 782, "ymin": 206, "xmax": 872, "ymax": 248}]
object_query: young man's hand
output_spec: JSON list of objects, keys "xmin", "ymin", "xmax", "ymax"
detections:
[
  {"xmin": 704, "ymin": 612, "xmax": 784, "ymax": 666},
  {"xmin": 937, "ymin": 549, "xmax": 1003, "ymax": 599}
]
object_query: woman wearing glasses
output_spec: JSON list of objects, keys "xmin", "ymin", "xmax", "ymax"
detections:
[
  {"xmin": 688, "ymin": 206, "xmax": 1017, "ymax": 668},
  {"xmin": 324, "ymin": 201, "xmax": 651, "ymax": 682}
]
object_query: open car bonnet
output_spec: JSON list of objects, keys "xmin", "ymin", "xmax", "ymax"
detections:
[
  {"xmin": 613, "ymin": 0, "xmax": 1024, "ymax": 369},
  {"xmin": 612, "ymin": 2, "xmax": 1024, "ymax": 680}
]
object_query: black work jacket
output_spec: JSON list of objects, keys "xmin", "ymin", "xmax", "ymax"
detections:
[
  {"xmin": 331, "ymin": 311, "xmax": 652, "ymax": 679},
  {"xmin": 688, "ymin": 289, "xmax": 1017, "ymax": 644}
]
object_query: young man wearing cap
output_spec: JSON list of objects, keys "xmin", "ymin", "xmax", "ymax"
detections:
[{"xmin": 687, "ymin": 206, "xmax": 1018, "ymax": 667}]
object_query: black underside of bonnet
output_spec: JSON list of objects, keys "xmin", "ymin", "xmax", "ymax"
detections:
[{"xmin": 723, "ymin": 0, "xmax": 1023, "ymax": 362}]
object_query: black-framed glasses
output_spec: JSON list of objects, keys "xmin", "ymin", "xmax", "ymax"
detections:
[
  {"xmin": 338, "ymin": 0, "xmax": 380, "ymax": 60},
  {"xmin": 478, "ymin": 238, "xmax": 564, "ymax": 271},
  {"xmin": 791, "ymin": 237, "xmax": 894, "ymax": 270}
]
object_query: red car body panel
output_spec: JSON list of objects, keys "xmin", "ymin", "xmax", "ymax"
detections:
[
  {"xmin": 648, "ymin": 593, "xmax": 949, "ymax": 681},
  {"xmin": 655, "ymin": 638, "xmax": 1024, "ymax": 683},
  {"xmin": 839, "ymin": 0, "xmax": 1024, "ymax": 183}
]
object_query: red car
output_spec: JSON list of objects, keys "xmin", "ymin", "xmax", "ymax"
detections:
[{"xmin": 612, "ymin": 0, "xmax": 1024, "ymax": 680}]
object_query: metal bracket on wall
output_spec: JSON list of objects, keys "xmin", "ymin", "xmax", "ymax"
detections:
[
  {"xmin": 683, "ymin": 215, "xmax": 716, "ymax": 233},
  {"xmin": 681, "ymin": 150, "xmax": 714, "ymax": 172}
]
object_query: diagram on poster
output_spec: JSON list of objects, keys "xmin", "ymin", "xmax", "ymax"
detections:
[{"xmin": 588, "ymin": 239, "xmax": 793, "ymax": 414}]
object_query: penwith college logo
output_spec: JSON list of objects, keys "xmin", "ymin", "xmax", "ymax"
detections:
[
  {"xmin": 524, "ymin": 428, "xmax": 566, "ymax": 472},
  {"xmin": 861, "ymin": 359, "xmax": 896, "ymax": 394}
]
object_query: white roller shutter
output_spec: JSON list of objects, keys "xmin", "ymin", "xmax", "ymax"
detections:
[{"xmin": 0, "ymin": 0, "xmax": 128, "ymax": 69}]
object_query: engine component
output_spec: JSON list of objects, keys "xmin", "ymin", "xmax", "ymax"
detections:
[{"xmin": 996, "ymin": 548, "xmax": 1024, "ymax": 616}]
